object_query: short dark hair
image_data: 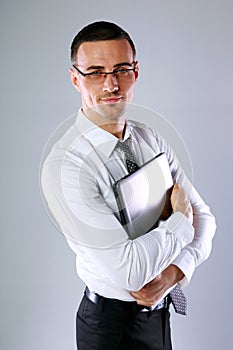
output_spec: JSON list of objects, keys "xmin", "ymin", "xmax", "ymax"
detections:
[{"xmin": 70, "ymin": 21, "xmax": 136, "ymax": 63}]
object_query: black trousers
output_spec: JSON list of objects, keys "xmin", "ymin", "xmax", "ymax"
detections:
[{"xmin": 76, "ymin": 294, "xmax": 172, "ymax": 350}]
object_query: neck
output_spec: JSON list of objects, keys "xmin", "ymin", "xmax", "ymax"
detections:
[
  {"xmin": 99, "ymin": 122, "xmax": 126, "ymax": 139},
  {"xmin": 83, "ymin": 108, "xmax": 126, "ymax": 139}
]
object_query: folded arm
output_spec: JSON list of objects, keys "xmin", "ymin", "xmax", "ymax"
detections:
[{"xmin": 41, "ymin": 147, "xmax": 194, "ymax": 292}]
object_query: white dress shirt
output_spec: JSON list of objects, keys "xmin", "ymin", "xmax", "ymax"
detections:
[{"xmin": 41, "ymin": 110, "xmax": 216, "ymax": 301}]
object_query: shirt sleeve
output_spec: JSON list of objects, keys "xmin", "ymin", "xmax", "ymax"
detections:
[
  {"xmin": 172, "ymin": 183, "xmax": 216, "ymax": 286},
  {"xmin": 41, "ymin": 140, "xmax": 194, "ymax": 291},
  {"xmin": 155, "ymin": 132, "xmax": 217, "ymax": 287}
]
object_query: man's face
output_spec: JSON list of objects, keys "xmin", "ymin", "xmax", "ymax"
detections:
[{"xmin": 70, "ymin": 39, "xmax": 138, "ymax": 120}]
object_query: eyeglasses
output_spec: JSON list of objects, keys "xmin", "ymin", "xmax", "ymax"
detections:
[{"xmin": 72, "ymin": 62, "xmax": 136, "ymax": 83}]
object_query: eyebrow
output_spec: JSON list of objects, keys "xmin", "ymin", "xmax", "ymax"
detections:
[{"xmin": 85, "ymin": 62, "xmax": 133, "ymax": 71}]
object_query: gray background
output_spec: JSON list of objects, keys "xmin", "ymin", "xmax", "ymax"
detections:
[{"xmin": 1, "ymin": 0, "xmax": 232, "ymax": 349}]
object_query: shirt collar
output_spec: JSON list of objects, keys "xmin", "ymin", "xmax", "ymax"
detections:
[{"xmin": 74, "ymin": 109, "xmax": 131, "ymax": 158}]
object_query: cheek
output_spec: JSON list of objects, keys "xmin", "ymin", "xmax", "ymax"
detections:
[
  {"xmin": 126, "ymin": 84, "xmax": 135, "ymax": 98},
  {"xmin": 80, "ymin": 86, "xmax": 99, "ymax": 106},
  {"xmin": 124, "ymin": 80, "xmax": 136, "ymax": 93},
  {"xmin": 81, "ymin": 83, "xmax": 98, "ymax": 96}
]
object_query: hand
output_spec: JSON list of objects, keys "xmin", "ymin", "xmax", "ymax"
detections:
[
  {"xmin": 171, "ymin": 183, "xmax": 193, "ymax": 224},
  {"xmin": 130, "ymin": 265, "xmax": 184, "ymax": 307},
  {"xmin": 159, "ymin": 187, "xmax": 173, "ymax": 221}
]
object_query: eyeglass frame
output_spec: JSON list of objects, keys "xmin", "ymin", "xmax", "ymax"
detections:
[{"xmin": 72, "ymin": 61, "xmax": 136, "ymax": 78}]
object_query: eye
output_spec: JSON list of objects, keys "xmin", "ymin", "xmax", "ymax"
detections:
[
  {"xmin": 90, "ymin": 71, "xmax": 103, "ymax": 76},
  {"xmin": 116, "ymin": 68, "xmax": 128, "ymax": 74}
]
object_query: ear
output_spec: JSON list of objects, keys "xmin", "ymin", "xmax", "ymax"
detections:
[
  {"xmin": 69, "ymin": 68, "xmax": 81, "ymax": 92},
  {"xmin": 134, "ymin": 60, "xmax": 139, "ymax": 81}
]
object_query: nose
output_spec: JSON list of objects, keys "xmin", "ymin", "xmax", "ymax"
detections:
[{"xmin": 103, "ymin": 73, "xmax": 119, "ymax": 92}]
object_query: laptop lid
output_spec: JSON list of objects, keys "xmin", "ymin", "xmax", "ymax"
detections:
[{"xmin": 113, "ymin": 153, "xmax": 173, "ymax": 239}]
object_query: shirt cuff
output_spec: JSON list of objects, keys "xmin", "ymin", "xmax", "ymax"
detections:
[
  {"xmin": 165, "ymin": 212, "xmax": 194, "ymax": 249},
  {"xmin": 172, "ymin": 249, "xmax": 196, "ymax": 287}
]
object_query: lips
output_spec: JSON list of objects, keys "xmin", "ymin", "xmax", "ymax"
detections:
[{"xmin": 101, "ymin": 96, "xmax": 123, "ymax": 104}]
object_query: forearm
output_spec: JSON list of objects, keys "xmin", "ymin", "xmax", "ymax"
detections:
[
  {"xmin": 172, "ymin": 185, "xmax": 216, "ymax": 286},
  {"xmin": 68, "ymin": 212, "xmax": 194, "ymax": 291},
  {"xmin": 130, "ymin": 264, "xmax": 185, "ymax": 306}
]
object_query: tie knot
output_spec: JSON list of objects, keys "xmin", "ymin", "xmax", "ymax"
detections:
[{"xmin": 118, "ymin": 138, "xmax": 133, "ymax": 157}]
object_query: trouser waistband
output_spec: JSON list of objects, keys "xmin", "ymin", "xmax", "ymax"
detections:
[{"xmin": 85, "ymin": 287, "xmax": 170, "ymax": 312}]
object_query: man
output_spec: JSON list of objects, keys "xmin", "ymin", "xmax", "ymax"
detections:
[{"xmin": 41, "ymin": 21, "xmax": 216, "ymax": 349}]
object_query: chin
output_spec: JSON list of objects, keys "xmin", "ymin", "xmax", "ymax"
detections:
[{"xmin": 95, "ymin": 101, "xmax": 127, "ymax": 120}]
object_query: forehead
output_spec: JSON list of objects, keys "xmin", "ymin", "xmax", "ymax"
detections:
[{"xmin": 76, "ymin": 39, "xmax": 134, "ymax": 68}]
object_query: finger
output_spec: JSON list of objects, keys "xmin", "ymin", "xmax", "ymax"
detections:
[
  {"xmin": 130, "ymin": 291, "xmax": 141, "ymax": 298},
  {"xmin": 136, "ymin": 299, "xmax": 155, "ymax": 306},
  {"xmin": 131, "ymin": 293, "xmax": 160, "ymax": 306},
  {"xmin": 172, "ymin": 183, "xmax": 180, "ymax": 193},
  {"xmin": 130, "ymin": 293, "xmax": 152, "ymax": 304}
]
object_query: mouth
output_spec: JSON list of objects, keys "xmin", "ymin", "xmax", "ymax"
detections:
[{"xmin": 100, "ymin": 96, "xmax": 123, "ymax": 104}]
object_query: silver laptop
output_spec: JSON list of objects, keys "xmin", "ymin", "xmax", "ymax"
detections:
[{"xmin": 113, "ymin": 153, "xmax": 173, "ymax": 239}]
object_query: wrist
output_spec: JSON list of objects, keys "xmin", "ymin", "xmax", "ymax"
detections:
[{"xmin": 163, "ymin": 264, "xmax": 185, "ymax": 286}]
